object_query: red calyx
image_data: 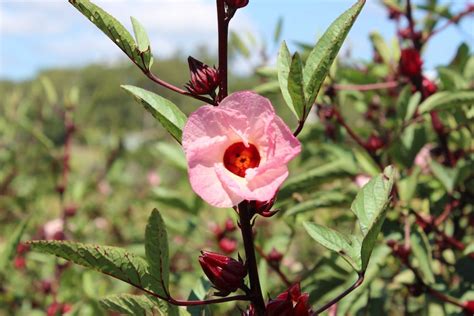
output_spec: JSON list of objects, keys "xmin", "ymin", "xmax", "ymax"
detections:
[
  {"xmin": 399, "ymin": 48, "xmax": 423, "ymax": 78},
  {"xmin": 422, "ymin": 76, "xmax": 438, "ymax": 96},
  {"xmin": 267, "ymin": 248, "xmax": 283, "ymax": 267},
  {"xmin": 225, "ymin": 0, "xmax": 249, "ymax": 9},
  {"xmin": 265, "ymin": 283, "xmax": 312, "ymax": 316},
  {"xmin": 219, "ymin": 237, "xmax": 238, "ymax": 254},
  {"xmin": 365, "ymin": 134, "xmax": 384, "ymax": 152},
  {"xmin": 198, "ymin": 251, "xmax": 247, "ymax": 296},
  {"xmin": 185, "ymin": 56, "xmax": 219, "ymax": 96},
  {"xmin": 463, "ymin": 301, "xmax": 474, "ymax": 315}
]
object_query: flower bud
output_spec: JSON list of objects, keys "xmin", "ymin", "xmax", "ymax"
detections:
[
  {"xmin": 225, "ymin": 0, "xmax": 249, "ymax": 9},
  {"xmin": 185, "ymin": 56, "xmax": 219, "ymax": 96},
  {"xmin": 199, "ymin": 251, "xmax": 246, "ymax": 295},
  {"xmin": 399, "ymin": 48, "xmax": 423, "ymax": 78},
  {"xmin": 219, "ymin": 237, "xmax": 237, "ymax": 254},
  {"xmin": 266, "ymin": 283, "xmax": 311, "ymax": 316},
  {"xmin": 464, "ymin": 301, "xmax": 474, "ymax": 315},
  {"xmin": 225, "ymin": 218, "xmax": 236, "ymax": 232},
  {"xmin": 365, "ymin": 134, "xmax": 384, "ymax": 152},
  {"xmin": 422, "ymin": 76, "xmax": 437, "ymax": 96},
  {"xmin": 267, "ymin": 248, "xmax": 283, "ymax": 267}
]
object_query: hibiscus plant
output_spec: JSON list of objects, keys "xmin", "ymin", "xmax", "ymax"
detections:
[{"xmin": 2, "ymin": 0, "xmax": 473, "ymax": 315}]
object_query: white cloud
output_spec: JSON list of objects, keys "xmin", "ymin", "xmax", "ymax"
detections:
[{"xmin": 0, "ymin": 0, "xmax": 256, "ymax": 78}]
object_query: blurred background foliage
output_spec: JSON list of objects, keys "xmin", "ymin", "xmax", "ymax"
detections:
[{"xmin": 1, "ymin": 0, "xmax": 473, "ymax": 315}]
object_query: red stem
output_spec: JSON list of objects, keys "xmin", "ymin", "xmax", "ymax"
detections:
[
  {"xmin": 312, "ymin": 273, "xmax": 365, "ymax": 315},
  {"xmin": 255, "ymin": 245, "xmax": 292, "ymax": 287},
  {"xmin": 238, "ymin": 202, "xmax": 266, "ymax": 315},
  {"xmin": 216, "ymin": 0, "xmax": 229, "ymax": 103}
]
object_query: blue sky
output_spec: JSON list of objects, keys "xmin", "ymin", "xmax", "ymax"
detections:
[{"xmin": 0, "ymin": 0, "xmax": 472, "ymax": 80}]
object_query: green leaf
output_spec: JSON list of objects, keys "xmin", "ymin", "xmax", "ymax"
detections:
[
  {"xmin": 429, "ymin": 160, "xmax": 459, "ymax": 193},
  {"xmin": 369, "ymin": 32, "xmax": 391, "ymax": 65},
  {"xmin": 277, "ymin": 41, "xmax": 298, "ymax": 118},
  {"xmin": 253, "ymin": 81, "xmax": 280, "ymax": 94},
  {"xmin": 303, "ymin": 0, "xmax": 365, "ymax": 106},
  {"xmin": 273, "ymin": 17, "xmax": 283, "ymax": 45},
  {"xmin": 418, "ymin": 91, "xmax": 474, "ymax": 114},
  {"xmin": 28, "ymin": 240, "xmax": 166, "ymax": 296},
  {"xmin": 100, "ymin": 294, "xmax": 164, "ymax": 316},
  {"xmin": 69, "ymin": 0, "xmax": 151, "ymax": 70},
  {"xmin": 0, "ymin": 217, "xmax": 29, "ymax": 272},
  {"xmin": 353, "ymin": 166, "xmax": 395, "ymax": 270},
  {"xmin": 145, "ymin": 209, "xmax": 170, "ymax": 291},
  {"xmin": 438, "ymin": 67, "xmax": 469, "ymax": 90},
  {"xmin": 131, "ymin": 17, "xmax": 153, "ymax": 69},
  {"xmin": 303, "ymin": 222, "xmax": 361, "ymax": 271},
  {"xmin": 288, "ymin": 52, "xmax": 306, "ymax": 119},
  {"xmin": 155, "ymin": 142, "xmax": 187, "ymax": 171},
  {"xmin": 285, "ymin": 191, "xmax": 349, "ymax": 216},
  {"xmin": 351, "ymin": 166, "xmax": 394, "ymax": 235},
  {"xmin": 279, "ymin": 159, "xmax": 355, "ymax": 199},
  {"xmin": 230, "ymin": 31, "xmax": 250, "ymax": 58},
  {"xmin": 410, "ymin": 228, "xmax": 435, "ymax": 284},
  {"xmin": 121, "ymin": 85, "xmax": 187, "ymax": 143}
]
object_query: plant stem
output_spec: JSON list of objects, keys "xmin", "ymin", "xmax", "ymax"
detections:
[
  {"xmin": 146, "ymin": 71, "xmax": 215, "ymax": 105},
  {"xmin": 255, "ymin": 245, "xmax": 292, "ymax": 287},
  {"xmin": 238, "ymin": 202, "xmax": 266, "ymax": 315},
  {"xmin": 216, "ymin": 0, "xmax": 229, "ymax": 103},
  {"xmin": 312, "ymin": 273, "xmax": 365, "ymax": 315}
]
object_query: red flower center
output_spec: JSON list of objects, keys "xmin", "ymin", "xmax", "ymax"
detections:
[{"xmin": 223, "ymin": 142, "xmax": 261, "ymax": 177}]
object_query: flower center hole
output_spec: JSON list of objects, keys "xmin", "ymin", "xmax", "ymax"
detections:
[{"xmin": 223, "ymin": 142, "xmax": 260, "ymax": 177}]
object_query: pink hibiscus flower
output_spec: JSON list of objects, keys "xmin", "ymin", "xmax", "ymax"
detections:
[{"xmin": 183, "ymin": 91, "xmax": 301, "ymax": 208}]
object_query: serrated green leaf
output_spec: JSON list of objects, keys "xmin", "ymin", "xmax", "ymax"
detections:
[
  {"xmin": 288, "ymin": 52, "xmax": 306, "ymax": 119},
  {"xmin": 121, "ymin": 85, "xmax": 187, "ymax": 143},
  {"xmin": 277, "ymin": 41, "xmax": 298, "ymax": 118},
  {"xmin": 100, "ymin": 294, "xmax": 164, "ymax": 316},
  {"xmin": 28, "ymin": 241, "xmax": 166, "ymax": 296},
  {"xmin": 145, "ymin": 209, "xmax": 170, "ymax": 291},
  {"xmin": 355, "ymin": 166, "xmax": 394, "ymax": 270},
  {"xmin": 418, "ymin": 91, "xmax": 474, "ymax": 114},
  {"xmin": 410, "ymin": 228, "xmax": 435, "ymax": 285},
  {"xmin": 303, "ymin": 222, "xmax": 361, "ymax": 271},
  {"xmin": 303, "ymin": 0, "xmax": 365, "ymax": 106},
  {"xmin": 351, "ymin": 166, "xmax": 394, "ymax": 235},
  {"xmin": 69, "ymin": 0, "xmax": 151, "ymax": 70},
  {"xmin": 0, "ymin": 217, "xmax": 29, "ymax": 272}
]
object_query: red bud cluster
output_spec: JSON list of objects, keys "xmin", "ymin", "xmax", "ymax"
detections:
[
  {"xmin": 185, "ymin": 56, "xmax": 219, "ymax": 96},
  {"xmin": 212, "ymin": 218, "xmax": 238, "ymax": 254},
  {"xmin": 265, "ymin": 283, "xmax": 312, "ymax": 316},
  {"xmin": 198, "ymin": 251, "xmax": 247, "ymax": 296},
  {"xmin": 46, "ymin": 302, "xmax": 72, "ymax": 316},
  {"xmin": 399, "ymin": 48, "xmax": 423, "ymax": 78}
]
